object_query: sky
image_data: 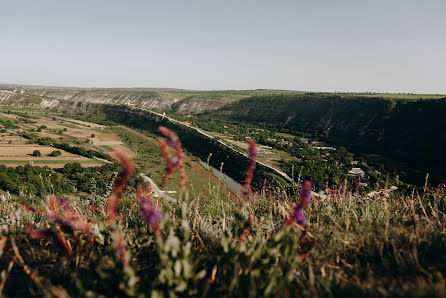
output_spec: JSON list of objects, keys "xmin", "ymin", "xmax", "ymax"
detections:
[{"xmin": 0, "ymin": 0, "xmax": 445, "ymax": 93}]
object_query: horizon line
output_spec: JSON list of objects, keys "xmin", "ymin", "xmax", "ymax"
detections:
[{"xmin": 0, "ymin": 82, "xmax": 445, "ymax": 96}]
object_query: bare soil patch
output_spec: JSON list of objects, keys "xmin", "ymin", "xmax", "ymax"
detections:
[
  {"xmin": 0, "ymin": 144, "xmax": 90, "ymax": 160},
  {"xmin": 0, "ymin": 144, "xmax": 103, "ymax": 168},
  {"xmin": 56, "ymin": 116, "xmax": 105, "ymax": 129}
]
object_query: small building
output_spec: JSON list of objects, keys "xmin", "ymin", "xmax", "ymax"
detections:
[{"xmin": 348, "ymin": 167, "xmax": 365, "ymax": 178}]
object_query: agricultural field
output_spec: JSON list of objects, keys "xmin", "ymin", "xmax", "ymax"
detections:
[
  {"xmin": 0, "ymin": 110, "xmax": 133, "ymax": 168},
  {"xmin": 0, "ymin": 108, "xmax": 237, "ymax": 198},
  {"xmin": 0, "ymin": 144, "xmax": 102, "ymax": 168}
]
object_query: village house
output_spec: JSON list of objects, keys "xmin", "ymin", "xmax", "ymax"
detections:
[{"xmin": 348, "ymin": 167, "xmax": 365, "ymax": 178}]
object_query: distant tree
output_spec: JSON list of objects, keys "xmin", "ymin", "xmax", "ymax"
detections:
[
  {"xmin": 90, "ymin": 133, "xmax": 95, "ymax": 138},
  {"xmin": 32, "ymin": 150, "xmax": 41, "ymax": 157},
  {"xmin": 63, "ymin": 128, "xmax": 67, "ymax": 131},
  {"xmin": 40, "ymin": 125, "xmax": 47, "ymax": 129},
  {"xmin": 49, "ymin": 150, "xmax": 61, "ymax": 157}
]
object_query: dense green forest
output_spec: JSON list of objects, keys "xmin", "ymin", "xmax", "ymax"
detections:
[
  {"xmin": 211, "ymin": 94, "xmax": 446, "ymax": 184},
  {"xmin": 0, "ymin": 162, "xmax": 143, "ymax": 198}
]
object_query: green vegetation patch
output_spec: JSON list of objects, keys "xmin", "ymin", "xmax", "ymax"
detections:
[{"xmin": 60, "ymin": 122, "xmax": 80, "ymax": 129}]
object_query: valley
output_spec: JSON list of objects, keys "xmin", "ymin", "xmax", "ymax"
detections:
[
  {"xmin": 0, "ymin": 87, "xmax": 445, "ymax": 297},
  {"xmin": 1, "ymin": 86, "xmax": 444, "ymax": 187}
]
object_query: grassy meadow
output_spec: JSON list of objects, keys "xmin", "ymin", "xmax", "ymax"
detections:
[{"xmin": 0, "ymin": 126, "xmax": 445, "ymax": 297}]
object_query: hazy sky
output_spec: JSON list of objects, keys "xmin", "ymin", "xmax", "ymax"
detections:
[{"xmin": 1, "ymin": 0, "xmax": 445, "ymax": 93}]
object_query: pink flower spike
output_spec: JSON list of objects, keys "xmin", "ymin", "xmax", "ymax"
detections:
[
  {"xmin": 242, "ymin": 138, "xmax": 257, "ymax": 197},
  {"xmin": 158, "ymin": 126, "xmax": 187, "ymax": 190},
  {"xmin": 106, "ymin": 151, "xmax": 134, "ymax": 225}
]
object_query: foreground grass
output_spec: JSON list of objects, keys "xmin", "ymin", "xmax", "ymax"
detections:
[{"xmin": 0, "ymin": 173, "xmax": 445, "ymax": 297}]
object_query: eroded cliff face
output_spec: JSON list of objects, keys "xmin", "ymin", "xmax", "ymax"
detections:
[
  {"xmin": 0, "ymin": 88, "xmax": 232, "ymax": 113},
  {"xmin": 0, "ymin": 90, "xmax": 60, "ymax": 108},
  {"xmin": 68, "ymin": 90, "xmax": 176, "ymax": 110}
]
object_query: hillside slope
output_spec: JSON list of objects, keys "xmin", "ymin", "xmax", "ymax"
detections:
[
  {"xmin": 1, "ymin": 88, "xmax": 246, "ymax": 113},
  {"xmin": 211, "ymin": 94, "xmax": 446, "ymax": 183}
]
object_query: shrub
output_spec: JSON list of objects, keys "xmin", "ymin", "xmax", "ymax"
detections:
[
  {"xmin": 49, "ymin": 150, "xmax": 61, "ymax": 157},
  {"xmin": 32, "ymin": 150, "xmax": 41, "ymax": 157}
]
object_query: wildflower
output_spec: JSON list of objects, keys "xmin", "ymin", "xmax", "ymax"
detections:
[
  {"xmin": 298, "ymin": 229, "xmax": 315, "ymax": 260},
  {"xmin": 106, "ymin": 151, "xmax": 134, "ymax": 225},
  {"xmin": 159, "ymin": 138, "xmax": 176, "ymax": 185},
  {"xmin": 158, "ymin": 126, "xmax": 187, "ymax": 190},
  {"xmin": 262, "ymin": 179, "xmax": 267, "ymax": 194},
  {"xmin": 295, "ymin": 181, "xmax": 312, "ymax": 225},
  {"xmin": 59, "ymin": 197, "xmax": 69, "ymax": 211},
  {"xmin": 283, "ymin": 214, "xmax": 294, "ymax": 226},
  {"xmin": 257, "ymin": 216, "xmax": 264, "ymax": 226},
  {"xmin": 49, "ymin": 194, "xmax": 59, "ymax": 215},
  {"xmin": 284, "ymin": 180, "xmax": 312, "ymax": 227},
  {"xmin": 242, "ymin": 138, "xmax": 257, "ymax": 197},
  {"xmin": 18, "ymin": 201, "xmax": 44, "ymax": 214},
  {"xmin": 299, "ymin": 180, "xmax": 312, "ymax": 207},
  {"xmin": 275, "ymin": 187, "xmax": 280, "ymax": 203},
  {"xmin": 26, "ymin": 227, "xmax": 56, "ymax": 239},
  {"xmin": 20, "ymin": 195, "xmax": 95, "ymax": 252},
  {"xmin": 115, "ymin": 231, "xmax": 129, "ymax": 265},
  {"xmin": 136, "ymin": 185, "xmax": 161, "ymax": 232},
  {"xmin": 239, "ymin": 214, "xmax": 253, "ymax": 242},
  {"xmin": 89, "ymin": 199, "xmax": 102, "ymax": 212},
  {"xmin": 26, "ymin": 226, "xmax": 73, "ymax": 255}
]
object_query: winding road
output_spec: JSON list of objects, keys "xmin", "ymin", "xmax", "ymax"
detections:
[
  {"xmin": 131, "ymin": 107, "xmax": 294, "ymax": 184},
  {"xmin": 139, "ymin": 173, "xmax": 176, "ymax": 203}
]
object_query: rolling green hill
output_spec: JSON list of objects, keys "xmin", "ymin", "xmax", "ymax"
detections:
[{"xmin": 210, "ymin": 94, "xmax": 446, "ymax": 184}]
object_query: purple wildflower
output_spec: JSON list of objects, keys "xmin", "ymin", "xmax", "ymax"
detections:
[
  {"xmin": 284, "ymin": 181, "xmax": 312, "ymax": 227},
  {"xmin": 242, "ymin": 138, "xmax": 257, "ymax": 197},
  {"xmin": 294, "ymin": 206, "xmax": 308, "ymax": 226},
  {"xmin": 115, "ymin": 231, "xmax": 128, "ymax": 265},
  {"xmin": 137, "ymin": 185, "xmax": 161, "ymax": 232},
  {"xmin": 158, "ymin": 126, "xmax": 187, "ymax": 190}
]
